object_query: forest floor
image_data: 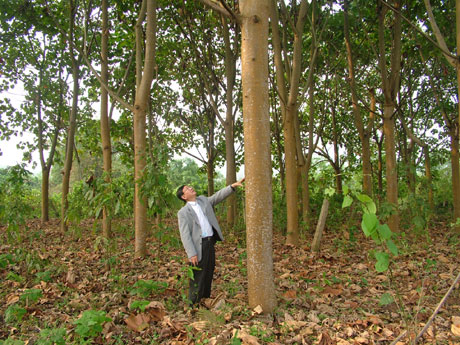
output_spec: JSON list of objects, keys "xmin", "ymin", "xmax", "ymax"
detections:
[{"xmin": 1, "ymin": 217, "xmax": 460, "ymax": 345}]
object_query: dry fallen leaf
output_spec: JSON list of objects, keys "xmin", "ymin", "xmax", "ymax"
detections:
[
  {"xmin": 145, "ymin": 301, "xmax": 165, "ymax": 321},
  {"xmin": 281, "ymin": 320, "xmax": 307, "ymax": 332},
  {"xmin": 283, "ymin": 290, "xmax": 297, "ymax": 299},
  {"xmin": 232, "ymin": 329, "xmax": 261, "ymax": 345},
  {"xmin": 66, "ymin": 270, "xmax": 76, "ymax": 284},
  {"xmin": 317, "ymin": 332, "xmax": 334, "ymax": 345},
  {"xmin": 124, "ymin": 313, "xmax": 150, "ymax": 332},
  {"xmin": 452, "ymin": 315, "xmax": 460, "ymax": 336},
  {"xmin": 190, "ymin": 320, "xmax": 208, "ymax": 331},
  {"xmin": 253, "ymin": 305, "xmax": 263, "ymax": 315}
]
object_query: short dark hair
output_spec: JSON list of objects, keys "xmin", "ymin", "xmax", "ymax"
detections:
[{"xmin": 176, "ymin": 185, "xmax": 186, "ymax": 203}]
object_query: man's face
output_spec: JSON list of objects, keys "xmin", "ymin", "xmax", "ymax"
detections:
[{"xmin": 181, "ymin": 185, "xmax": 196, "ymax": 202}]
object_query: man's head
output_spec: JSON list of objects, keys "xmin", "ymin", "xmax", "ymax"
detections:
[{"xmin": 176, "ymin": 185, "xmax": 197, "ymax": 203}]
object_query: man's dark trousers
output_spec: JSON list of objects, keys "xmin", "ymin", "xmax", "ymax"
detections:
[{"xmin": 189, "ymin": 236, "xmax": 215, "ymax": 304}]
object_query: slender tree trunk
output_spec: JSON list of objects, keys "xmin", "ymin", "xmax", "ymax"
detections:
[
  {"xmin": 222, "ymin": 16, "xmax": 238, "ymax": 228},
  {"xmin": 61, "ymin": 2, "xmax": 80, "ymax": 232},
  {"xmin": 100, "ymin": 0, "xmax": 112, "ymax": 238},
  {"xmin": 134, "ymin": 0, "xmax": 157, "ymax": 258},
  {"xmin": 344, "ymin": 0, "xmax": 373, "ymax": 196},
  {"xmin": 376, "ymin": 133, "xmax": 384, "ymax": 197},
  {"xmin": 362, "ymin": 90, "xmax": 376, "ymax": 196},
  {"xmin": 383, "ymin": 104, "xmax": 399, "ymax": 231},
  {"xmin": 331, "ymin": 103, "xmax": 342, "ymax": 194},
  {"xmin": 41, "ymin": 167, "xmax": 50, "ymax": 222},
  {"xmin": 269, "ymin": 0, "xmax": 308, "ymax": 245},
  {"xmin": 424, "ymin": 147, "xmax": 434, "ymax": 210},
  {"xmin": 451, "ymin": 131, "xmax": 460, "ymax": 221},
  {"xmin": 241, "ymin": 0, "xmax": 275, "ymax": 313},
  {"xmin": 207, "ymin": 155, "xmax": 215, "ymax": 196},
  {"xmin": 377, "ymin": 0, "xmax": 402, "ymax": 232}
]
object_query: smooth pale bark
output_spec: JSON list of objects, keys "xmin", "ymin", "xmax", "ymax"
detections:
[
  {"xmin": 377, "ymin": 1, "xmax": 402, "ymax": 232},
  {"xmin": 311, "ymin": 198, "xmax": 329, "ymax": 252},
  {"xmin": 269, "ymin": 0, "xmax": 308, "ymax": 245},
  {"xmin": 134, "ymin": 0, "xmax": 157, "ymax": 258},
  {"xmin": 61, "ymin": 0, "xmax": 80, "ymax": 232},
  {"xmin": 241, "ymin": 0, "xmax": 275, "ymax": 313},
  {"xmin": 100, "ymin": 0, "xmax": 112, "ymax": 239},
  {"xmin": 344, "ymin": 0, "xmax": 373, "ymax": 196}
]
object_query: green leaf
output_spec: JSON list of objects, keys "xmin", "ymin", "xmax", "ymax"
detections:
[
  {"xmin": 379, "ymin": 293, "xmax": 394, "ymax": 306},
  {"xmin": 130, "ymin": 300, "xmax": 150, "ymax": 312},
  {"xmin": 386, "ymin": 239, "xmax": 398, "ymax": 256},
  {"xmin": 356, "ymin": 193, "xmax": 373, "ymax": 203},
  {"xmin": 377, "ymin": 223, "xmax": 392, "ymax": 240},
  {"xmin": 362, "ymin": 201, "xmax": 376, "ymax": 214},
  {"xmin": 324, "ymin": 187, "xmax": 335, "ymax": 197},
  {"xmin": 361, "ymin": 213, "xmax": 378, "ymax": 237},
  {"xmin": 342, "ymin": 195, "xmax": 353, "ymax": 208},
  {"xmin": 343, "ymin": 185, "xmax": 349, "ymax": 195},
  {"xmin": 375, "ymin": 252, "xmax": 389, "ymax": 272}
]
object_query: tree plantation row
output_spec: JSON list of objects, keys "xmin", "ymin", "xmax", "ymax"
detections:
[{"xmin": 1, "ymin": 0, "xmax": 460, "ymax": 313}]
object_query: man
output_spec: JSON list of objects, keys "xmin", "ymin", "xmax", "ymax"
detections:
[{"xmin": 176, "ymin": 178, "xmax": 245, "ymax": 305}]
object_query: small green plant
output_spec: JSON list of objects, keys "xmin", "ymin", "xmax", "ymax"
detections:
[
  {"xmin": 74, "ymin": 310, "xmax": 112, "ymax": 341},
  {"xmin": 129, "ymin": 300, "xmax": 151, "ymax": 312},
  {"xmin": 130, "ymin": 279, "xmax": 168, "ymax": 298},
  {"xmin": 230, "ymin": 331, "xmax": 242, "ymax": 345},
  {"xmin": 4, "ymin": 304, "xmax": 27, "ymax": 324},
  {"xmin": 342, "ymin": 189, "xmax": 398, "ymax": 272},
  {"xmin": 36, "ymin": 327, "xmax": 67, "ymax": 345},
  {"xmin": 0, "ymin": 253, "xmax": 14, "ymax": 268},
  {"xmin": 20, "ymin": 288, "xmax": 43, "ymax": 305},
  {"xmin": 0, "ymin": 338, "xmax": 25, "ymax": 345},
  {"xmin": 35, "ymin": 270, "xmax": 53, "ymax": 283},
  {"xmin": 6, "ymin": 272, "xmax": 24, "ymax": 283}
]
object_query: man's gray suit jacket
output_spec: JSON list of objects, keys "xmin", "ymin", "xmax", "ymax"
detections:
[{"xmin": 177, "ymin": 185, "xmax": 234, "ymax": 262}]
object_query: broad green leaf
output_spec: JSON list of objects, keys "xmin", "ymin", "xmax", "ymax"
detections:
[
  {"xmin": 362, "ymin": 201, "xmax": 377, "ymax": 215},
  {"xmin": 386, "ymin": 239, "xmax": 398, "ymax": 256},
  {"xmin": 362, "ymin": 213, "xmax": 378, "ymax": 237},
  {"xmin": 377, "ymin": 223, "xmax": 392, "ymax": 240},
  {"xmin": 356, "ymin": 193, "xmax": 373, "ymax": 203},
  {"xmin": 379, "ymin": 293, "xmax": 394, "ymax": 306},
  {"xmin": 342, "ymin": 195, "xmax": 353, "ymax": 208},
  {"xmin": 375, "ymin": 252, "xmax": 389, "ymax": 272},
  {"xmin": 343, "ymin": 185, "xmax": 349, "ymax": 195}
]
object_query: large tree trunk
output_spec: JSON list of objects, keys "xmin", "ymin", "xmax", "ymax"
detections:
[
  {"xmin": 134, "ymin": 0, "xmax": 157, "ymax": 258},
  {"xmin": 100, "ymin": 0, "xmax": 112, "ymax": 239},
  {"xmin": 241, "ymin": 0, "xmax": 275, "ymax": 313}
]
